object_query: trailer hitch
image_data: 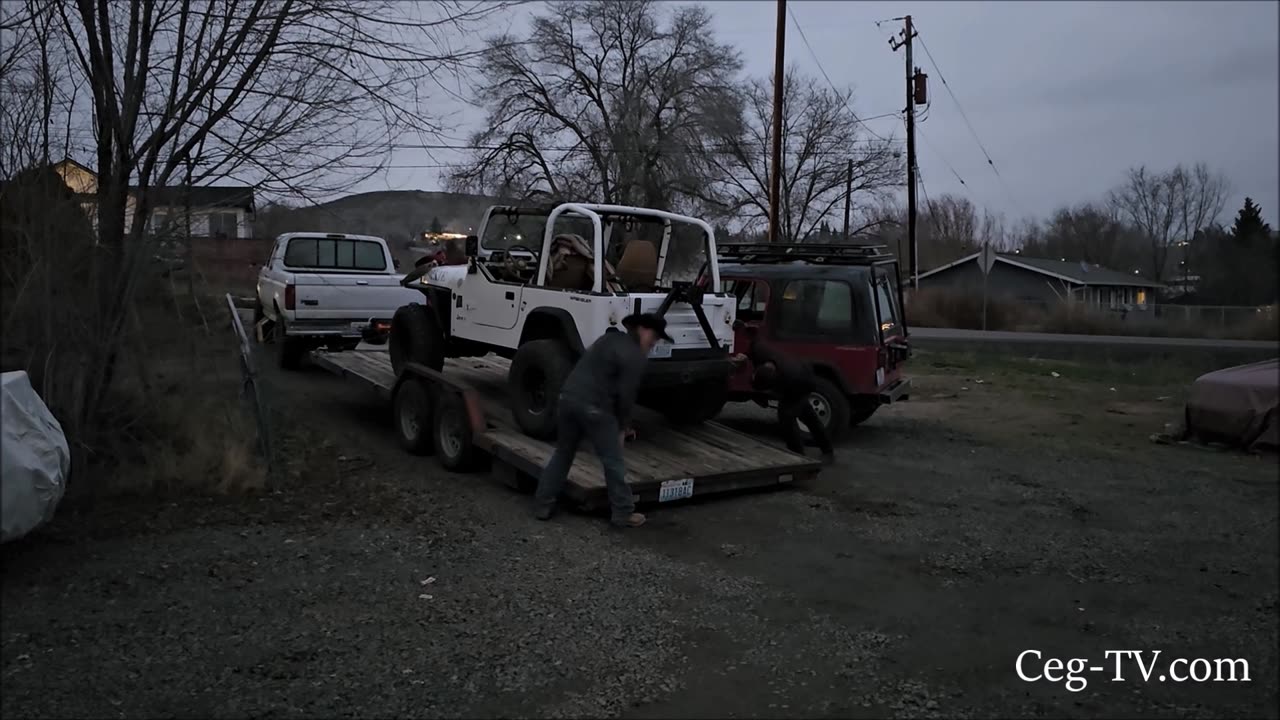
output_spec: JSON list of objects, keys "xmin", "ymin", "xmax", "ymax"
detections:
[{"xmin": 654, "ymin": 281, "xmax": 721, "ymax": 351}]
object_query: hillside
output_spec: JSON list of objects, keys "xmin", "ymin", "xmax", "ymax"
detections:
[{"xmin": 253, "ymin": 190, "xmax": 503, "ymax": 249}]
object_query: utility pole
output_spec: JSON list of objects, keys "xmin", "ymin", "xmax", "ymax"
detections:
[
  {"xmin": 889, "ymin": 15, "xmax": 919, "ymax": 287},
  {"xmin": 842, "ymin": 157, "xmax": 852, "ymax": 242},
  {"xmin": 767, "ymin": 0, "xmax": 786, "ymax": 243}
]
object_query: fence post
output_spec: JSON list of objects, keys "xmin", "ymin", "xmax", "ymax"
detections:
[{"xmin": 225, "ymin": 293, "xmax": 273, "ymax": 482}]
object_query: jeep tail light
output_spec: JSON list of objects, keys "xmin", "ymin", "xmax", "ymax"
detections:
[{"xmin": 284, "ymin": 283, "xmax": 296, "ymax": 311}]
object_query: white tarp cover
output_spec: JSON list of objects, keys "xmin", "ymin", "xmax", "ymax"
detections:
[{"xmin": 1, "ymin": 371, "xmax": 70, "ymax": 543}]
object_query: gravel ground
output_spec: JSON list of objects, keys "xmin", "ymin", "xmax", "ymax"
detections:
[{"xmin": 2, "ymin": 350, "xmax": 1277, "ymax": 719}]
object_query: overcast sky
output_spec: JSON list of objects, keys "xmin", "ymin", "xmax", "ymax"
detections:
[{"xmin": 358, "ymin": 0, "xmax": 1280, "ymax": 228}]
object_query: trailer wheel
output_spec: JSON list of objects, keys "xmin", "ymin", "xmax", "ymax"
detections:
[
  {"xmin": 393, "ymin": 377, "xmax": 435, "ymax": 455},
  {"xmin": 508, "ymin": 339, "xmax": 573, "ymax": 440},
  {"xmin": 390, "ymin": 304, "xmax": 444, "ymax": 376},
  {"xmin": 784, "ymin": 376, "xmax": 849, "ymax": 445},
  {"xmin": 433, "ymin": 390, "xmax": 483, "ymax": 471}
]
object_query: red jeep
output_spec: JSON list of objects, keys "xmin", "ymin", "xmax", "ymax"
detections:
[{"xmin": 716, "ymin": 243, "xmax": 912, "ymax": 443}]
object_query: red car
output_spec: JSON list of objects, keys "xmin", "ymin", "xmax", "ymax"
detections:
[{"xmin": 716, "ymin": 243, "xmax": 912, "ymax": 443}]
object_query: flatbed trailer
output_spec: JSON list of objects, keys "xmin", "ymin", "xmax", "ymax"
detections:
[{"xmin": 311, "ymin": 349, "xmax": 822, "ymax": 511}]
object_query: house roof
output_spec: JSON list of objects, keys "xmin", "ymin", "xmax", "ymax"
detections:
[{"xmin": 918, "ymin": 251, "xmax": 1163, "ymax": 288}]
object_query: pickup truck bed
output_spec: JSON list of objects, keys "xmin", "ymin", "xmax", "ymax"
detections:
[{"xmin": 312, "ymin": 350, "xmax": 821, "ymax": 509}]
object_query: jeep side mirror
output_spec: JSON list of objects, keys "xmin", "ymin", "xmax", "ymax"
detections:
[{"xmin": 464, "ymin": 235, "xmax": 479, "ymax": 257}]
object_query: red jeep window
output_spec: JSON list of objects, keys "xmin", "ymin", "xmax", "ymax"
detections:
[
  {"xmin": 776, "ymin": 279, "xmax": 854, "ymax": 339},
  {"xmin": 725, "ymin": 279, "xmax": 768, "ymax": 322}
]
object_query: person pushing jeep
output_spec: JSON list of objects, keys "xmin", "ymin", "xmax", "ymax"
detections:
[
  {"xmin": 737, "ymin": 327, "xmax": 835, "ymax": 463},
  {"xmin": 533, "ymin": 313, "xmax": 671, "ymax": 528}
]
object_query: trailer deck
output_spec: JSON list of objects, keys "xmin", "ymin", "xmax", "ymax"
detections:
[{"xmin": 312, "ymin": 350, "xmax": 822, "ymax": 509}]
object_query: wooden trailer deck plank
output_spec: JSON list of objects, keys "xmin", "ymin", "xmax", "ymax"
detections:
[
  {"xmin": 313, "ymin": 350, "xmax": 821, "ymax": 504},
  {"xmin": 441, "ymin": 357, "xmax": 803, "ymax": 486}
]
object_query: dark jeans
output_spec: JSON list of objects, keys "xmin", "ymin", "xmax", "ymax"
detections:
[
  {"xmin": 534, "ymin": 396, "xmax": 635, "ymax": 523},
  {"xmin": 778, "ymin": 393, "xmax": 834, "ymax": 455}
]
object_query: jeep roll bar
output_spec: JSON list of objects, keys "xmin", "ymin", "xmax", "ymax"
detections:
[{"xmin": 536, "ymin": 203, "xmax": 722, "ymax": 294}]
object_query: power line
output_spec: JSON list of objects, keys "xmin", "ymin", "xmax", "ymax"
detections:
[
  {"xmin": 912, "ymin": 23, "xmax": 1027, "ymax": 216},
  {"xmin": 787, "ymin": 6, "xmax": 892, "ymax": 142},
  {"xmin": 916, "ymin": 164, "xmax": 935, "ymax": 215},
  {"xmin": 54, "ymin": 130, "xmax": 904, "ymax": 158},
  {"xmin": 915, "ymin": 126, "xmax": 966, "ymax": 188}
]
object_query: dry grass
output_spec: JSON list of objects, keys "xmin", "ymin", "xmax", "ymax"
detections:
[
  {"xmin": 64, "ymin": 272, "xmax": 270, "ymax": 498},
  {"xmin": 906, "ymin": 288, "xmax": 1031, "ymax": 331}
]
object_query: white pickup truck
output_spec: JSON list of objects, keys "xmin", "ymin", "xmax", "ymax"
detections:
[{"xmin": 255, "ymin": 232, "xmax": 424, "ymax": 369}]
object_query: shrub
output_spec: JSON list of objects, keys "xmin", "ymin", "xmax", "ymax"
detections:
[{"xmin": 906, "ymin": 288, "xmax": 1027, "ymax": 331}]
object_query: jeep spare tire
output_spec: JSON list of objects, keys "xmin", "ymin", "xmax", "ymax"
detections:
[
  {"xmin": 390, "ymin": 304, "xmax": 444, "ymax": 376},
  {"xmin": 509, "ymin": 339, "xmax": 574, "ymax": 440}
]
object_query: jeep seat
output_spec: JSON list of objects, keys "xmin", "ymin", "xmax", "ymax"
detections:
[
  {"xmin": 615, "ymin": 238, "xmax": 659, "ymax": 291},
  {"xmin": 546, "ymin": 234, "xmax": 594, "ymax": 291}
]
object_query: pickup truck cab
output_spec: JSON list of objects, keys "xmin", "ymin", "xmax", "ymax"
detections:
[{"xmin": 256, "ymin": 232, "xmax": 423, "ymax": 369}]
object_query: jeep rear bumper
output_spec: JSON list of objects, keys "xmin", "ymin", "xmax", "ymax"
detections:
[
  {"xmin": 641, "ymin": 358, "xmax": 733, "ymax": 390},
  {"xmin": 878, "ymin": 377, "xmax": 911, "ymax": 404}
]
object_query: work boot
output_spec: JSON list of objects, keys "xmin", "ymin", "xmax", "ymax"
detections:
[
  {"xmin": 611, "ymin": 512, "xmax": 646, "ymax": 529},
  {"xmin": 534, "ymin": 504, "xmax": 555, "ymax": 521}
]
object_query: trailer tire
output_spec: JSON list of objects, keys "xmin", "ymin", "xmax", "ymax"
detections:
[
  {"xmin": 508, "ymin": 339, "xmax": 573, "ymax": 440},
  {"xmin": 434, "ymin": 390, "xmax": 483, "ymax": 471},
  {"xmin": 393, "ymin": 377, "xmax": 435, "ymax": 455},
  {"xmin": 390, "ymin": 304, "xmax": 444, "ymax": 376},
  {"xmin": 783, "ymin": 376, "xmax": 849, "ymax": 445}
]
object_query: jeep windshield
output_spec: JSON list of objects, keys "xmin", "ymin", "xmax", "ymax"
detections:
[{"xmin": 480, "ymin": 209, "xmax": 593, "ymax": 253}]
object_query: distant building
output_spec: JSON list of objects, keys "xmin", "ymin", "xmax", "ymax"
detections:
[
  {"xmin": 917, "ymin": 252, "xmax": 1164, "ymax": 309},
  {"xmin": 1162, "ymin": 240, "xmax": 1198, "ymax": 298},
  {"xmin": 52, "ymin": 158, "xmax": 256, "ymax": 239}
]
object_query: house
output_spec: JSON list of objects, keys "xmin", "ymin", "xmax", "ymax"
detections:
[
  {"xmin": 52, "ymin": 158, "xmax": 256, "ymax": 239},
  {"xmin": 916, "ymin": 251, "xmax": 1163, "ymax": 309}
]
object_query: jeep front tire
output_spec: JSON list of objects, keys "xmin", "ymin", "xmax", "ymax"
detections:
[{"xmin": 508, "ymin": 339, "xmax": 574, "ymax": 440}]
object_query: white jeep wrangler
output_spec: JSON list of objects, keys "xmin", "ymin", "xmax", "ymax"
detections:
[{"xmin": 389, "ymin": 202, "xmax": 737, "ymax": 439}]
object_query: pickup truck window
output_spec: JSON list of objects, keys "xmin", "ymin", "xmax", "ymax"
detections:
[{"xmin": 284, "ymin": 237, "xmax": 387, "ymax": 271}]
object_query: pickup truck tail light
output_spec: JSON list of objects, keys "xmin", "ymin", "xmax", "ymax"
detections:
[{"xmin": 284, "ymin": 283, "xmax": 296, "ymax": 311}]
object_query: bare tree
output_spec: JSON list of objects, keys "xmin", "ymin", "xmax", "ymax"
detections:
[
  {"xmin": 699, "ymin": 68, "xmax": 902, "ymax": 242},
  {"xmin": 447, "ymin": 0, "xmax": 742, "ymax": 210},
  {"xmin": 1017, "ymin": 203, "xmax": 1145, "ymax": 271},
  {"xmin": 1, "ymin": 0, "xmax": 507, "ymax": 462},
  {"xmin": 1107, "ymin": 163, "xmax": 1230, "ymax": 281}
]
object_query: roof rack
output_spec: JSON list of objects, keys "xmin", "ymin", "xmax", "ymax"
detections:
[{"xmin": 717, "ymin": 242, "xmax": 897, "ymax": 265}]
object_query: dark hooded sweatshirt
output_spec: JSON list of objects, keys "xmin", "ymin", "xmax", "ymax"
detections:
[
  {"xmin": 748, "ymin": 340, "xmax": 816, "ymax": 397},
  {"xmin": 559, "ymin": 328, "xmax": 649, "ymax": 426}
]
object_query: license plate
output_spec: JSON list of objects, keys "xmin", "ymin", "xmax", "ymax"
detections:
[
  {"xmin": 658, "ymin": 478, "xmax": 694, "ymax": 502},
  {"xmin": 649, "ymin": 342, "xmax": 673, "ymax": 359},
  {"xmin": 350, "ymin": 321, "xmax": 368, "ymax": 332}
]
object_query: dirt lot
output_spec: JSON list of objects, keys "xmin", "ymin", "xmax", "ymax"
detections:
[{"xmin": 2, "ymin": 347, "xmax": 1277, "ymax": 719}]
